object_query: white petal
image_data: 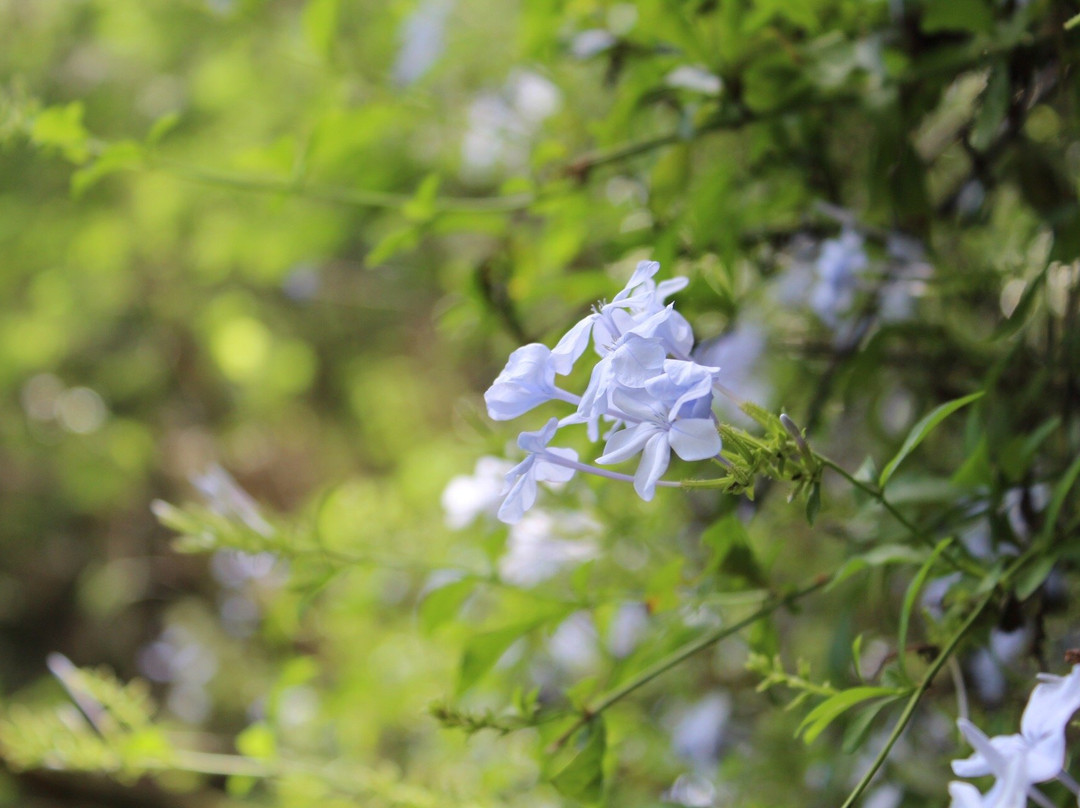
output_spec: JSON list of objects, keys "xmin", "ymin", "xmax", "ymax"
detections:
[
  {"xmin": 668, "ymin": 418, "xmax": 723, "ymax": 461},
  {"xmin": 634, "ymin": 432, "xmax": 671, "ymax": 501},
  {"xmin": 597, "ymin": 424, "xmax": 655, "ymax": 465}
]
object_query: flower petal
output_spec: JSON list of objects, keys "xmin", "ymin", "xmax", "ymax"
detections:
[
  {"xmin": 634, "ymin": 432, "xmax": 671, "ymax": 501},
  {"xmin": 668, "ymin": 418, "xmax": 722, "ymax": 461}
]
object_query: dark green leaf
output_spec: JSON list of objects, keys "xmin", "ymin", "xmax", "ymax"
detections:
[{"xmin": 879, "ymin": 392, "xmax": 985, "ymax": 488}]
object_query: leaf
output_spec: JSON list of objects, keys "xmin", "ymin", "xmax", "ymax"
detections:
[
  {"xmin": 457, "ymin": 609, "xmax": 570, "ymax": 695},
  {"xmin": 30, "ymin": 101, "xmax": 91, "ymax": 164},
  {"xmin": 146, "ymin": 111, "xmax": 181, "ymax": 146},
  {"xmin": 303, "ymin": 0, "xmax": 340, "ymax": 60},
  {"xmin": 897, "ymin": 538, "xmax": 951, "ymax": 680},
  {"xmin": 970, "ymin": 62, "xmax": 1010, "ymax": 152},
  {"xmin": 841, "ymin": 696, "xmax": 901, "ymax": 754},
  {"xmin": 418, "ymin": 578, "xmax": 475, "ymax": 633},
  {"xmin": 403, "ymin": 174, "xmax": 442, "ymax": 223},
  {"xmin": 701, "ymin": 514, "xmax": 765, "ymax": 588},
  {"xmin": 805, "ymin": 482, "xmax": 821, "ymax": 526},
  {"xmin": 878, "ymin": 391, "xmax": 985, "ymax": 488},
  {"xmin": 798, "ymin": 686, "xmax": 901, "ymax": 744},
  {"xmin": 827, "ymin": 544, "xmax": 928, "ymax": 591},
  {"xmin": 71, "ymin": 141, "xmax": 144, "ymax": 197},
  {"xmin": 993, "ymin": 268, "xmax": 1047, "ymax": 340},
  {"xmin": 1035, "ymin": 452, "xmax": 1080, "ymax": 545},
  {"xmin": 1015, "ymin": 554, "xmax": 1058, "ymax": 602},
  {"xmin": 920, "ymin": 0, "xmax": 994, "ymax": 35},
  {"xmin": 548, "ymin": 719, "xmax": 606, "ymax": 804},
  {"xmin": 366, "ymin": 226, "xmax": 419, "ymax": 266}
]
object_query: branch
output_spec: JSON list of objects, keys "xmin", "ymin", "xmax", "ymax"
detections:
[
  {"xmin": 546, "ymin": 575, "xmax": 830, "ymax": 753},
  {"xmin": 839, "ymin": 585, "xmax": 997, "ymax": 808}
]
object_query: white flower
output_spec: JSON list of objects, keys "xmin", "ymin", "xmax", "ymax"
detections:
[
  {"xmin": 949, "ymin": 665, "xmax": 1080, "ymax": 806},
  {"xmin": 441, "ymin": 456, "xmax": 513, "ymax": 529}
]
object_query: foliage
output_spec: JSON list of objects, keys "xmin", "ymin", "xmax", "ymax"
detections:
[{"xmin": 1, "ymin": 1, "xmax": 1079, "ymax": 807}]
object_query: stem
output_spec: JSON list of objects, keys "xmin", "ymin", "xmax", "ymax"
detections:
[
  {"xmin": 148, "ymin": 156, "xmax": 536, "ymax": 214},
  {"xmin": 546, "ymin": 575, "xmax": 830, "ymax": 753},
  {"xmin": 817, "ymin": 455, "xmax": 982, "ymax": 577},
  {"xmin": 839, "ymin": 587, "xmax": 996, "ymax": 808},
  {"xmin": 539, "ymin": 451, "xmax": 681, "ymax": 488}
]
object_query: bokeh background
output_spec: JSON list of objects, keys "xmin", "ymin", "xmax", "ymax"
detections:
[{"xmin": 1, "ymin": 0, "xmax": 1079, "ymax": 806}]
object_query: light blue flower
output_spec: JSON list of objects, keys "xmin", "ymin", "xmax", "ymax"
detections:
[
  {"xmin": 949, "ymin": 665, "xmax": 1080, "ymax": 807},
  {"xmin": 597, "ymin": 368, "xmax": 721, "ymax": 500},
  {"xmin": 550, "ymin": 261, "xmax": 692, "ymax": 374},
  {"xmin": 485, "ymin": 343, "xmax": 579, "ymax": 421},
  {"xmin": 810, "ymin": 229, "xmax": 867, "ymax": 326},
  {"xmin": 498, "ymin": 418, "xmax": 579, "ymax": 523}
]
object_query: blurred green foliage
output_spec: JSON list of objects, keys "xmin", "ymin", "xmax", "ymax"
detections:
[{"xmin": 1, "ymin": 0, "xmax": 1079, "ymax": 806}]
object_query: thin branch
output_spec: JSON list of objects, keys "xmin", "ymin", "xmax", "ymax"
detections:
[
  {"xmin": 546, "ymin": 575, "xmax": 830, "ymax": 753},
  {"xmin": 839, "ymin": 585, "xmax": 997, "ymax": 808}
]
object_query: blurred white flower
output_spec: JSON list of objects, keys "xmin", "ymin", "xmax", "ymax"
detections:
[
  {"xmin": 462, "ymin": 71, "xmax": 561, "ymax": 177},
  {"xmin": 191, "ymin": 465, "xmax": 274, "ymax": 537},
  {"xmin": 441, "ymin": 456, "xmax": 513, "ymax": 529},
  {"xmin": 393, "ymin": 0, "xmax": 453, "ymax": 86},
  {"xmin": 665, "ymin": 65, "xmax": 722, "ymax": 96},
  {"xmin": 499, "ymin": 509, "xmax": 599, "ymax": 586},
  {"xmin": 571, "ymin": 29, "xmax": 616, "ymax": 59}
]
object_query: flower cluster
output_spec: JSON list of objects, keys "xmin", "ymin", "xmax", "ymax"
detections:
[
  {"xmin": 949, "ymin": 665, "xmax": 1080, "ymax": 807},
  {"xmin": 484, "ymin": 261, "xmax": 726, "ymax": 523}
]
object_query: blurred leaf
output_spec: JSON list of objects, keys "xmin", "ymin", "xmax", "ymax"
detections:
[
  {"xmin": 72, "ymin": 141, "xmax": 144, "ymax": 197},
  {"xmin": 798, "ymin": 686, "xmax": 901, "ymax": 744},
  {"xmin": 920, "ymin": 0, "xmax": 994, "ymax": 35},
  {"xmin": 146, "ymin": 111, "xmax": 181, "ymax": 146},
  {"xmin": 403, "ymin": 174, "xmax": 442, "ymax": 223},
  {"xmin": 419, "ymin": 578, "xmax": 476, "ymax": 633},
  {"xmin": 303, "ymin": 0, "xmax": 340, "ymax": 60},
  {"xmin": 367, "ymin": 226, "xmax": 420, "ymax": 266},
  {"xmin": 879, "ymin": 392, "xmax": 985, "ymax": 488},
  {"xmin": 897, "ymin": 538, "xmax": 951, "ymax": 680},
  {"xmin": 30, "ymin": 102, "xmax": 91, "ymax": 164},
  {"xmin": 547, "ymin": 719, "xmax": 606, "ymax": 804},
  {"xmin": 970, "ymin": 62, "xmax": 1010, "ymax": 152}
]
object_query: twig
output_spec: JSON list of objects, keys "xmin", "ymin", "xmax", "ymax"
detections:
[{"xmin": 545, "ymin": 575, "xmax": 830, "ymax": 753}]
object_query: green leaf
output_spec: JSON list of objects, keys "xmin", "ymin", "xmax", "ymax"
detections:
[
  {"xmin": 403, "ymin": 174, "xmax": 442, "ymax": 223},
  {"xmin": 30, "ymin": 101, "xmax": 91, "ymax": 164},
  {"xmin": 146, "ymin": 111, "xmax": 181, "ymax": 146},
  {"xmin": 71, "ymin": 141, "xmax": 144, "ymax": 197},
  {"xmin": 366, "ymin": 226, "xmax": 420, "ymax": 266},
  {"xmin": 1015, "ymin": 553, "xmax": 1058, "ymax": 602},
  {"xmin": 993, "ymin": 269, "xmax": 1047, "ymax": 340},
  {"xmin": 920, "ymin": 0, "xmax": 994, "ymax": 35},
  {"xmin": 1035, "ymin": 452, "xmax": 1080, "ymax": 545},
  {"xmin": 303, "ymin": 0, "xmax": 340, "ymax": 60},
  {"xmin": 879, "ymin": 392, "xmax": 985, "ymax": 488},
  {"xmin": 419, "ymin": 578, "xmax": 475, "ymax": 633},
  {"xmin": 798, "ymin": 686, "xmax": 901, "ymax": 744},
  {"xmin": 841, "ymin": 696, "xmax": 901, "ymax": 754},
  {"xmin": 548, "ymin": 719, "xmax": 606, "ymax": 804},
  {"xmin": 457, "ymin": 609, "xmax": 570, "ymax": 695},
  {"xmin": 897, "ymin": 538, "xmax": 952, "ymax": 680},
  {"xmin": 970, "ymin": 62, "xmax": 1010, "ymax": 152},
  {"xmin": 805, "ymin": 482, "xmax": 821, "ymax": 526},
  {"xmin": 827, "ymin": 544, "xmax": 928, "ymax": 591},
  {"xmin": 701, "ymin": 514, "xmax": 765, "ymax": 587}
]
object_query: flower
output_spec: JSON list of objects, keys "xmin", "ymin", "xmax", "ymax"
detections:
[
  {"xmin": 484, "ymin": 343, "xmax": 575, "ymax": 420},
  {"xmin": 949, "ymin": 665, "xmax": 1080, "ymax": 807},
  {"xmin": 498, "ymin": 418, "xmax": 578, "ymax": 524},
  {"xmin": 441, "ymin": 456, "xmax": 514, "ymax": 529},
  {"xmin": 596, "ymin": 359, "xmax": 722, "ymax": 500}
]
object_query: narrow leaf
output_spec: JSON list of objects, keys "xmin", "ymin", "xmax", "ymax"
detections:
[
  {"xmin": 897, "ymin": 538, "xmax": 952, "ymax": 680},
  {"xmin": 548, "ymin": 719, "xmax": 606, "ymax": 804},
  {"xmin": 879, "ymin": 392, "xmax": 984, "ymax": 488},
  {"xmin": 798, "ymin": 686, "xmax": 901, "ymax": 745}
]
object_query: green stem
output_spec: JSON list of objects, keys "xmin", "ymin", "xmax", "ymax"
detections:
[
  {"xmin": 817, "ymin": 455, "xmax": 982, "ymax": 577},
  {"xmin": 546, "ymin": 575, "xmax": 830, "ymax": 753},
  {"xmin": 839, "ymin": 586, "xmax": 996, "ymax": 808},
  {"xmin": 148, "ymin": 156, "xmax": 536, "ymax": 214}
]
